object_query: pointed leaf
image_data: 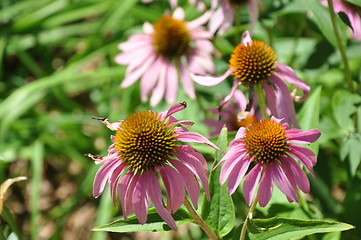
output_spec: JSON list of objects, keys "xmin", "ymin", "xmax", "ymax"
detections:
[
  {"xmin": 248, "ymin": 217, "xmax": 354, "ymax": 240},
  {"xmin": 93, "ymin": 208, "xmax": 192, "ymax": 232},
  {"xmin": 201, "ymin": 127, "xmax": 235, "ymax": 237}
]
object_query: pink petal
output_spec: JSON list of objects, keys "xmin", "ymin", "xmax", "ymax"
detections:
[
  {"xmin": 233, "ymin": 90, "xmax": 247, "ymax": 110},
  {"xmin": 122, "ymin": 173, "xmax": 139, "ymax": 218},
  {"xmin": 187, "ymin": 10, "xmax": 212, "ymax": 30},
  {"xmin": 235, "ymin": 127, "xmax": 246, "ymax": 139},
  {"xmin": 150, "ymin": 60, "xmax": 168, "ymax": 106},
  {"xmin": 227, "ymin": 157, "xmax": 252, "ymax": 195},
  {"xmin": 146, "ymin": 172, "xmax": 177, "ymax": 230},
  {"xmin": 140, "ymin": 56, "xmax": 163, "ymax": 102},
  {"xmin": 117, "ymin": 172, "xmax": 132, "ymax": 217},
  {"xmin": 258, "ymin": 166, "xmax": 273, "ymax": 207},
  {"xmin": 220, "ymin": 151, "xmax": 248, "ymax": 185},
  {"xmin": 290, "ymin": 144, "xmax": 317, "ymax": 165},
  {"xmin": 173, "ymin": 146, "xmax": 210, "ymax": 201},
  {"xmin": 208, "ymin": 8, "xmax": 225, "ymax": 35},
  {"xmin": 133, "ymin": 174, "xmax": 149, "ymax": 224},
  {"xmin": 179, "ymin": 63, "xmax": 195, "ymax": 99},
  {"xmin": 160, "ymin": 165, "xmax": 186, "ymax": 213},
  {"xmin": 247, "ymin": 0, "xmax": 259, "ymax": 33},
  {"xmin": 160, "ymin": 102, "xmax": 187, "ymax": 119},
  {"xmin": 93, "ymin": 160, "xmax": 121, "ymax": 198},
  {"xmin": 271, "ymin": 163, "xmax": 297, "ymax": 203},
  {"xmin": 170, "ymin": 159, "xmax": 201, "ymax": 208},
  {"xmin": 288, "ymin": 149, "xmax": 315, "ymax": 177},
  {"xmin": 109, "ymin": 163, "xmax": 126, "ymax": 206},
  {"xmin": 285, "ymin": 156, "xmax": 310, "ymax": 193},
  {"xmin": 124, "ymin": 45, "xmax": 155, "ymax": 74},
  {"xmin": 194, "ymin": 39, "xmax": 214, "ymax": 53},
  {"xmin": 165, "ymin": 62, "xmax": 178, "ymax": 104},
  {"xmin": 121, "ymin": 53, "xmax": 156, "ymax": 88},
  {"xmin": 243, "ymin": 163, "xmax": 262, "ymax": 206},
  {"xmin": 117, "ymin": 34, "xmax": 151, "ymax": 51},
  {"xmin": 173, "ymin": 7, "xmax": 184, "ymax": 20},
  {"xmin": 276, "ymin": 63, "xmax": 310, "ymax": 102},
  {"xmin": 286, "ymin": 128, "xmax": 321, "ymax": 144},
  {"xmin": 175, "ymin": 129, "xmax": 221, "ymax": 151},
  {"xmin": 219, "ymin": 79, "xmax": 239, "ymax": 109},
  {"xmin": 143, "ymin": 22, "xmax": 154, "ymax": 34},
  {"xmin": 191, "ymin": 69, "xmax": 232, "ymax": 86}
]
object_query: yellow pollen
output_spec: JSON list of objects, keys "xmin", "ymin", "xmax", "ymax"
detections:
[
  {"xmin": 229, "ymin": 40, "xmax": 277, "ymax": 87},
  {"xmin": 114, "ymin": 111, "xmax": 176, "ymax": 173},
  {"xmin": 244, "ymin": 119, "xmax": 288, "ymax": 163},
  {"xmin": 152, "ymin": 15, "xmax": 191, "ymax": 59}
]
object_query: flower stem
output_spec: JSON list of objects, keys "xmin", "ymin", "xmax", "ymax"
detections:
[
  {"xmin": 183, "ymin": 198, "xmax": 219, "ymax": 240},
  {"xmin": 240, "ymin": 195, "xmax": 259, "ymax": 240},
  {"xmin": 326, "ymin": 0, "xmax": 354, "ymax": 92},
  {"xmin": 254, "ymin": 83, "xmax": 269, "ymax": 119}
]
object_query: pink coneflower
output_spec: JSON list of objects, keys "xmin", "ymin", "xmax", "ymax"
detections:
[
  {"xmin": 115, "ymin": 8, "xmax": 214, "ymax": 107},
  {"xmin": 218, "ymin": 117, "xmax": 321, "ymax": 207},
  {"xmin": 87, "ymin": 102, "xmax": 220, "ymax": 230},
  {"xmin": 321, "ymin": 0, "xmax": 361, "ymax": 40},
  {"xmin": 204, "ymin": 90, "xmax": 260, "ymax": 136},
  {"xmin": 209, "ymin": 0, "xmax": 260, "ymax": 35},
  {"xmin": 192, "ymin": 31, "xmax": 310, "ymax": 127}
]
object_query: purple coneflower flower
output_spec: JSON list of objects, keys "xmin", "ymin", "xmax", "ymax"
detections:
[
  {"xmin": 87, "ymin": 102, "xmax": 220, "ymax": 230},
  {"xmin": 192, "ymin": 31, "xmax": 310, "ymax": 127},
  {"xmin": 218, "ymin": 117, "xmax": 321, "ymax": 207},
  {"xmin": 204, "ymin": 90, "xmax": 260, "ymax": 136},
  {"xmin": 115, "ymin": 8, "xmax": 214, "ymax": 107},
  {"xmin": 321, "ymin": 0, "xmax": 361, "ymax": 40},
  {"xmin": 209, "ymin": 0, "xmax": 260, "ymax": 35}
]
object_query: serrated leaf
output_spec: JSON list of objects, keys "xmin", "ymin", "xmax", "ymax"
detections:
[
  {"xmin": 201, "ymin": 127, "xmax": 235, "ymax": 238},
  {"xmin": 248, "ymin": 217, "xmax": 354, "ymax": 240},
  {"xmin": 297, "ymin": 86, "xmax": 321, "ymax": 156},
  {"xmin": 93, "ymin": 208, "xmax": 193, "ymax": 232},
  {"xmin": 301, "ymin": 0, "xmax": 347, "ymax": 48}
]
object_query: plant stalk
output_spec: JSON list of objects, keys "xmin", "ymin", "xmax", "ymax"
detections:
[
  {"xmin": 183, "ymin": 198, "xmax": 219, "ymax": 240},
  {"xmin": 254, "ymin": 83, "xmax": 269, "ymax": 119},
  {"xmin": 240, "ymin": 195, "xmax": 259, "ymax": 240}
]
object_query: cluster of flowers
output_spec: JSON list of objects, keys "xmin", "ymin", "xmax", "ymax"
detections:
[{"xmin": 87, "ymin": 0, "xmax": 360, "ymax": 230}]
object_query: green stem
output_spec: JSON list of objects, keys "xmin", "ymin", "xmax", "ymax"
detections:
[
  {"xmin": 254, "ymin": 83, "xmax": 269, "ymax": 119},
  {"xmin": 183, "ymin": 198, "xmax": 219, "ymax": 240},
  {"xmin": 326, "ymin": 0, "xmax": 354, "ymax": 92},
  {"xmin": 240, "ymin": 195, "xmax": 259, "ymax": 240}
]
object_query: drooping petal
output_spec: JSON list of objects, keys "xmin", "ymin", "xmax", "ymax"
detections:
[
  {"xmin": 174, "ymin": 146, "xmax": 210, "ymax": 200},
  {"xmin": 117, "ymin": 172, "xmax": 133, "ymax": 218},
  {"xmin": 187, "ymin": 10, "xmax": 212, "ymax": 30},
  {"xmin": 243, "ymin": 163, "xmax": 262, "ymax": 206},
  {"xmin": 159, "ymin": 165, "xmax": 186, "ymax": 213},
  {"xmin": 284, "ymin": 156, "xmax": 310, "ymax": 193},
  {"xmin": 275, "ymin": 63, "xmax": 310, "ymax": 102},
  {"xmin": 165, "ymin": 62, "xmax": 178, "ymax": 104},
  {"xmin": 271, "ymin": 163, "xmax": 297, "ymax": 203},
  {"xmin": 160, "ymin": 101, "xmax": 187, "ymax": 119},
  {"xmin": 191, "ymin": 69, "xmax": 232, "ymax": 86},
  {"xmin": 146, "ymin": 172, "xmax": 177, "ymax": 230},
  {"xmin": 133, "ymin": 174, "xmax": 149, "ymax": 224},
  {"xmin": 235, "ymin": 127, "xmax": 246, "ymax": 139},
  {"xmin": 233, "ymin": 90, "xmax": 248, "ymax": 110},
  {"xmin": 208, "ymin": 7, "xmax": 225, "ymax": 35},
  {"xmin": 140, "ymin": 56, "xmax": 163, "ymax": 102},
  {"xmin": 219, "ymin": 79, "xmax": 239, "ymax": 110},
  {"xmin": 93, "ymin": 160, "xmax": 121, "ymax": 198},
  {"xmin": 173, "ymin": 7, "xmax": 184, "ymax": 20},
  {"xmin": 220, "ymin": 151, "xmax": 248, "ymax": 185},
  {"xmin": 247, "ymin": 0, "xmax": 259, "ymax": 33},
  {"xmin": 109, "ymin": 163, "xmax": 126, "ymax": 206},
  {"xmin": 179, "ymin": 63, "xmax": 195, "ymax": 99},
  {"xmin": 227, "ymin": 157, "xmax": 252, "ymax": 195},
  {"xmin": 123, "ymin": 173, "xmax": 139, "ymax": 219},
  {"xmin": 170, "ymin": 159, "xmax": 200, "ymax": 208},
  {"xmin": 241, "ymin": 30, "xmax": 252, "ymax": 47},
  {"xmin": 150, "ymin": 60, "xmax": 168, "ymax": 107},
  {"xmin": 286, "ymin": 128, "xmax": 321, "ymax": 144},
  {"xmin": 175, "ymin": 129, "xmax": 221, "ymax": 151},
  {"xmin": 290, "ymin": 144, "xmax": 317, "ymax": 165},
  {"xmin": 258, "ymin": 165, "xmax": 273, "ymax": 207}
]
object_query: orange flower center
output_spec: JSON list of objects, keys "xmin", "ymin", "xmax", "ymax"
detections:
[
  {"xmin": 152, "ymin": 15, "xmax": 191, "ymax": 59},
  {"xmin": 114, "ymin": 111, "xmax": 176, "ymax": 173},
  {"xmin": 244, "ymin": 119, "xmax": 288, "ymax": 163},
  {"xmin": 229, "ymin": 40, "xmax": 276, "ymax": 86}
]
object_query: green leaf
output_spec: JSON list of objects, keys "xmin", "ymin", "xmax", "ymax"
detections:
[
  {"xmin": 297, "ymin": 86, "xmax": 322, "ymax": 156},
  {"xmin": 301, "ymin": 0, "xmax": 347, "ymax": 48},
  {"xmin": 343, "ymin": 172, "xmax": 361, "ymax": 237},
  {"xmin": 332, "ymin": 89, "xmax": 361, "ymax": 131},
  {"xmin": 92, "ymin": 208, "xmax": 193, "ymax": 232},
  {"xmin": 340, "ymin": 133, "xmax": 361, "ymax": 176},
  {"xmin": 201, "ymin": 127, "xmax": 235, "ymax": 238},
  {"xmin": 248, "ymin": 217, "xmax": 354, "ymax": 240}
]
